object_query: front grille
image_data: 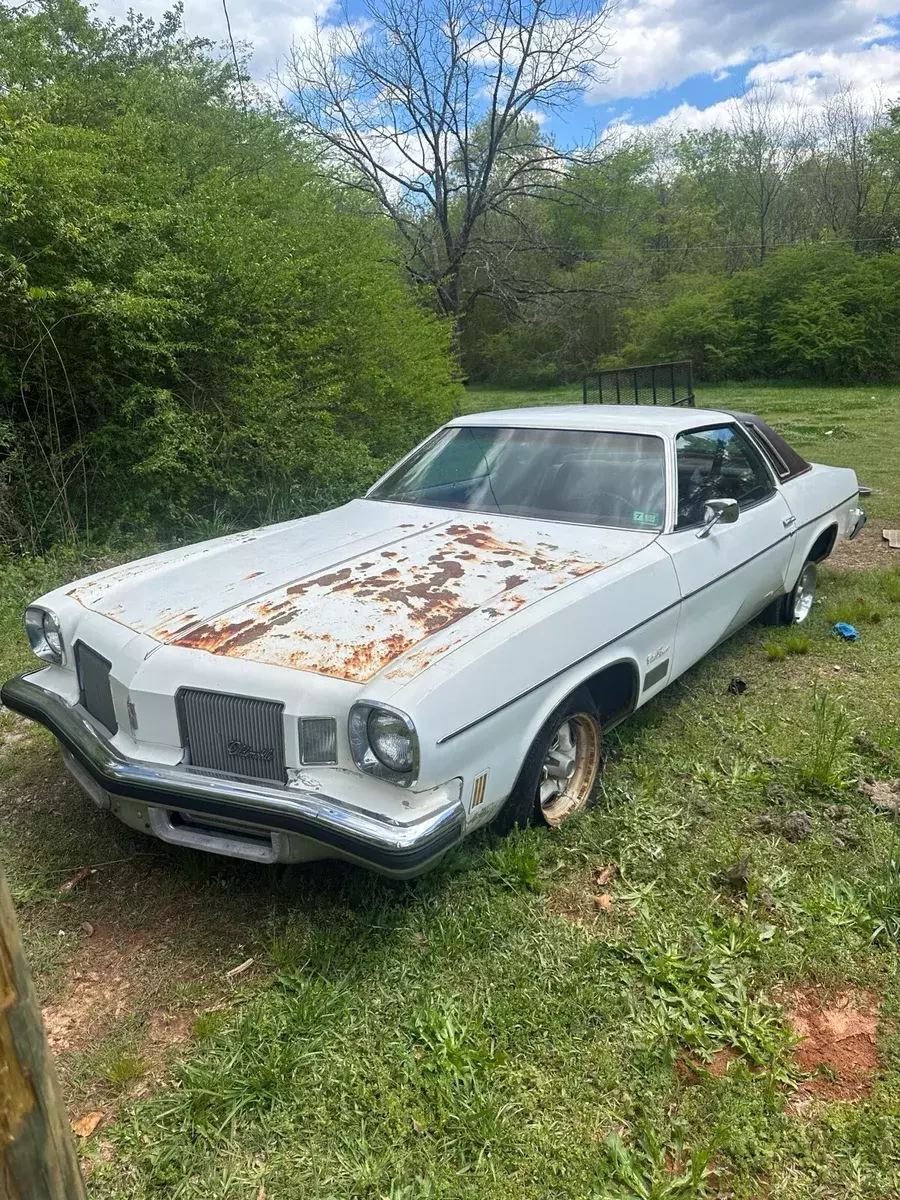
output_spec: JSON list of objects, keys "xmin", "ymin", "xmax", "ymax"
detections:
[
  {"xmin": 74, "ymin": 642, "xmax": 118, "ymax": 734},
  {"xmin": 176, "ymin": 688, "xmax": 286, "ymax": 783},
  {"xmin": 299, "ymin": 717, "xmax": 338, "ymax": 765}
]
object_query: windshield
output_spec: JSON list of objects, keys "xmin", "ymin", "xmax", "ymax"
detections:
[{"xmin": 369, "ymin": 426, "xmax": 667, "ymax": 531}]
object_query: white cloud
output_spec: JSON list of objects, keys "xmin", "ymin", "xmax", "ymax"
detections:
[
  {"xmin": 91, "ymin": 0, "xmax": 900, "ymax": 134},
  {"xmin": 748, "ymin": 43, "xmax": 900, "ymax": 99},
  {"xmin": 611, "ymin": 42, "xmax": 900, "ymax": 137},
  {"xmin": 92, "ymin": 0, "xmax": 332, "ymax": 81},
  {"xmin": 589, "ymin": 0, "xmax": 900, "ymax": 101}
]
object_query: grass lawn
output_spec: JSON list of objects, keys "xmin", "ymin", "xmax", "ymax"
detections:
[{"xmin": 2, "ymin": 382, "xmax": 900, "ymax": 1198}]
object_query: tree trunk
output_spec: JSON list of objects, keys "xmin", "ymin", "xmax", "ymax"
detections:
[{"xmin": 0, "ymin": 865, "xmax": 86, "ymax": 1199}]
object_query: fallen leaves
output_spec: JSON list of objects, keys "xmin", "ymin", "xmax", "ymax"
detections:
[
  {"xmin": 594, "ymin": 863, "xmax": 617, "ymax": 888},
  {"xmin": 592, "ymin": 863, "xmax": 617, "ymax": 914},
  {"xmin": 858, "ymin": 777, "xmax": 900, "ymax": 815},
  {"xmin": 548, "ymin": 863, "xmax": 618, "ymax": 925},
  {"xmin": 72, "ymin": 1111, "xmax": 103, "ymax": 1138},
  {"xmin": 59, "ymin": 866, "xmax": 93, "ymax": 894}
]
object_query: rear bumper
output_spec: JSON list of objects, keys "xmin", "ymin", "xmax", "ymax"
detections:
[
  {"xmin": 0, "ymin": 674, "xmax": 464, "ymax": 877},
  {"xmin": 848, "ymin": 506, "xmax": 867, "ymax": 541}
]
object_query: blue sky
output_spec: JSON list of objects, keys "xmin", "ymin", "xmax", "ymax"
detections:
[{"xmin": 96, "ymin": 0, "xmax": 900, "ymax": 138}]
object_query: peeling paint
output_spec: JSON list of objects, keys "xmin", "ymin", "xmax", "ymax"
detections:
[
  {"xmin": 166, "ymin": 520, "xmax": 607, "ymax": 683},
  {"xmin": 65, "ymin": 511, "xmax": 652, "ymax": 686}
]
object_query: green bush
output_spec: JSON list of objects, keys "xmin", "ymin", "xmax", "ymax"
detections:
[
  {"xmin": 626, "ymin": 245, "xmax": 900, "ymax": 383},
  {"xmin": 0, "ymin": 1, "xmax": 459, "ymax": 547}
]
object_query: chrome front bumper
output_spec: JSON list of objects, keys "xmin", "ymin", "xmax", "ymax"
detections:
[{"xmin": 1, "ymin": 674, "xmax": 465, "ymax": 877}]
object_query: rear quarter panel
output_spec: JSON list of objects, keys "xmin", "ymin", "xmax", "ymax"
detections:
[{"xmin": 782, "ymin": 463, "xmax": 860, "ymax": 586}]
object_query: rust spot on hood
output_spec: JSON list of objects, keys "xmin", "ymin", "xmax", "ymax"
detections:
[
  {"xmin": 165, "ymin": 518, "xmax": 608, "ymax": 683},
  {"xmin": 287, "ymin": 567, "xmax": 352, "ymax": 595}
]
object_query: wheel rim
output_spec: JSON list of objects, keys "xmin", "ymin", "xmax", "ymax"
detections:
[
  {"xmin": 793, "ymin": 563, "xmax": 816, "ymax": 624},
  {"xmin": 538, "ymin": 713, "xmax": 600, "ymax": 827}
]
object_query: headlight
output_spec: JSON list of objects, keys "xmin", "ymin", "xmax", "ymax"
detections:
[
  {"xmin": 368, "ymin": 709, "xmax": 415, "ymax": 772},
  {"xmin": 348, "ymin": 702, "xmax": 418, "ymax": 786},
  {"xmin": 24, "ymin": 607, "xmax": 65, "ymax": 665}
]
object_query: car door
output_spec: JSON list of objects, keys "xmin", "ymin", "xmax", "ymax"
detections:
[{"xmin": 663, "ymin": 423, "xmax": 795, "ymax": 677}]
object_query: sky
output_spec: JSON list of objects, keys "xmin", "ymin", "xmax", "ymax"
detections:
[{"xmin": 94, "ymin": 0, "xmax": 900, "ymax": 141}]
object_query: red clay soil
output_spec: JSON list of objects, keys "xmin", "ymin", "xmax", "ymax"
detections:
[
  {"xmin": 787, "ymin": 988, "xmax": 881, "ymax": 1103},
  {"xmin": 676, "ymin": 1046, "xmax": 740, "ymax": 1082}
]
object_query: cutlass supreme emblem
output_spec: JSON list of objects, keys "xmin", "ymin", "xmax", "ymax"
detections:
[{"xmin": 226, "ymin": 738, "xmax": 275, "ymax": 763}]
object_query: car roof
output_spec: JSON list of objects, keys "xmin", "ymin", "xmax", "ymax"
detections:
[{"xmin": 449, "ymin": 404, "xmax": 735, "ymax": 436}]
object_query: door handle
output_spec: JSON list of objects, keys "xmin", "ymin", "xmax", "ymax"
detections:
[{"xmin": 783, "ymin": 516, "xmax": 797, "ymax": 528}]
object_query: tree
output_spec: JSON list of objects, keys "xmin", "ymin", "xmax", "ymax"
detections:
[
  {"xmin": 285, "ymin": 0, "xmax": 614, "ymax": 324},
  {"xmin": 1, "ymin": 864, "xmax": 86, "ymax": 1199},
  {"xmin": 0, "ymin": 0, "xmax": 459, "ymax": 548},
  {"xmin": 728, "ymin": 85, "xmax": 810, "ymax": 265}
]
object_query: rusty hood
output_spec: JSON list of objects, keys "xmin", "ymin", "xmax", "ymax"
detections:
[{"xmin": 67, "ymin": 501, "xmax": 657, "ymax": 683}]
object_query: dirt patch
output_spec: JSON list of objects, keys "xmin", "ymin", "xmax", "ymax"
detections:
[
  {"xmin": 706, "ymin": 1046, "xmax": 738, "ymax": 1077},
  {"xmin": 786, "ymin": 988, "xmax": 881, "ymax": 1104},
  {"xmin": 548, "ymin": 872, "xmax": 600, "ymax": 926},
  {"xmin": 547, "ymin": 864, "xmax": 618, "ymax": 927},
  {"xmin": 41, "ymin": 923, "xmax": 206, "ymax": 1055},
  {"xmin": 0, "ymin": 730, "xmax": 30, "ymax": 753},
  {"xmin": 677, "ymin": 1047, "xmax": 745, "ymax": 1084},
  {"xmin": 830, "ymin": 519, "xmax": 900, "ymax": 572}
]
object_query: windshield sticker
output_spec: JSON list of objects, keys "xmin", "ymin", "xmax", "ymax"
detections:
[{"xmin": 632, "ymin": 510, "xmax": 660, "ymax": 526}]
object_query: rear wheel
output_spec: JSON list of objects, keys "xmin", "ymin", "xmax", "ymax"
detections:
[
  {"xmin": 493, "ymin": 692, "xmax": 602, "ymax": 836},
  {"xmin": 762, "ymin": 559, "xmax": 818, "ymax": 626}
]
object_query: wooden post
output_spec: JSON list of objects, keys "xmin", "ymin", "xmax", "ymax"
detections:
[{"xmin": 0, "ymin": 865, "xmax": 86, "ymax": 1199}]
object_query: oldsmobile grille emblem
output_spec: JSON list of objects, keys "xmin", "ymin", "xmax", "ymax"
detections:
[{"xmin": 227, "ymin": 738, "xmax": 275, "ymax": 762}]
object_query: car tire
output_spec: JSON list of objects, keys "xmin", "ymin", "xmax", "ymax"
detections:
[
  {"xmin": 761, "ymin": 559, "xmax": 818, "ymax": 626},
  {"xmin": 493, "ymin": 690, "xmax": 602, "ymax": 836}
]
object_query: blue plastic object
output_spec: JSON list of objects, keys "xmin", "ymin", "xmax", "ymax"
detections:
[{"xmin": 832, "ymin": 622, "xmax": 860, "ymax": 642}]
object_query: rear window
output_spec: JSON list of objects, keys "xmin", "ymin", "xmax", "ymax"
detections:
[{"xmin": 369, "ymin": 426, "xmax": 667, "ymax": 531}]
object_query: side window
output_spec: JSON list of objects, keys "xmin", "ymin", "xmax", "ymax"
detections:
[{"xmin": 676, "ymin": 426, "xmax": 775, "ymax": 528}]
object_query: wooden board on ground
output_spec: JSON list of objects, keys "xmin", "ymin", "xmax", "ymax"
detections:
[{"xmin": 883, "ymin": 530, "xmax": 900, "ymax": 550}]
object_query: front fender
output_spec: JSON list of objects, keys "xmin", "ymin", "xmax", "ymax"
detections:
[{"xmin": 408, "ymin": 546, "xmax": 681, "ymax": 821}]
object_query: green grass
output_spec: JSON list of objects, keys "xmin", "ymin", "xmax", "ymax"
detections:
[{"xmin": 2, "ymin": 382, "xmax": 900, "ymax": 1198}]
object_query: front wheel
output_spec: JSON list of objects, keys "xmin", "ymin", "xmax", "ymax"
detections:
[{"xmin": 493, "ymin": 693, "xmax": 602, "ymax": 836}]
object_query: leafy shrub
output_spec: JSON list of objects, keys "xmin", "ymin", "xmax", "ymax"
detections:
[
  {"xmin": 794, "ymin": 690, "xmax": 854, "ymax": 793},
  {"xmin": 0, "ymin": 2, "xmax": 459, "ymax": 547},
  {"xmin": 625, "ymin": 245, "xmax": 900, "ymax": 384}
]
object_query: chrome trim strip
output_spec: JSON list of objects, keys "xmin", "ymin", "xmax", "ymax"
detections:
[{"xmin": 1, "ymin": 676, "xmax": 464, "ymax": 875}]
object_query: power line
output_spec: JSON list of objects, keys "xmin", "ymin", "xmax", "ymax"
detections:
[{"xmin": 222, "ymin": 0, "xmax": 247, "ymax": 115}]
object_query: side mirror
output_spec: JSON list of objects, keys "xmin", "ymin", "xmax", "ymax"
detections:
[{"xmin": 696, "ymin": 497, "xmax": 739, "ymax": 539}]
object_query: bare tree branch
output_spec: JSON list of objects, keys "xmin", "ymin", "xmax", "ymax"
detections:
[{"xmin": 282, "ymin": 0, "xmax": 614, "ymax": 320}]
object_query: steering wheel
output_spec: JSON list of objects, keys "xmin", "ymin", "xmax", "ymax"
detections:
[{"xmin": 680, "ymin": 478, "xmax": 720, "ymax": 523}]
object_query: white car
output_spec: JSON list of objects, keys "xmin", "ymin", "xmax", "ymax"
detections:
[{"xmin": 3, "ymin": 405, "xmax": 867, "ymax": 877}]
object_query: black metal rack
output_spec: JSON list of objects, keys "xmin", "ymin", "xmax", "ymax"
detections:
[{"xmin": 582, "ymin": 361, "xmax": 694, "ymax": 407}]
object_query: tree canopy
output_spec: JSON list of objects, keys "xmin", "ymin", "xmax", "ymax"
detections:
[{"xmin": 0, "ymin": 0, "xmax": 459, "ymax": 549}]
